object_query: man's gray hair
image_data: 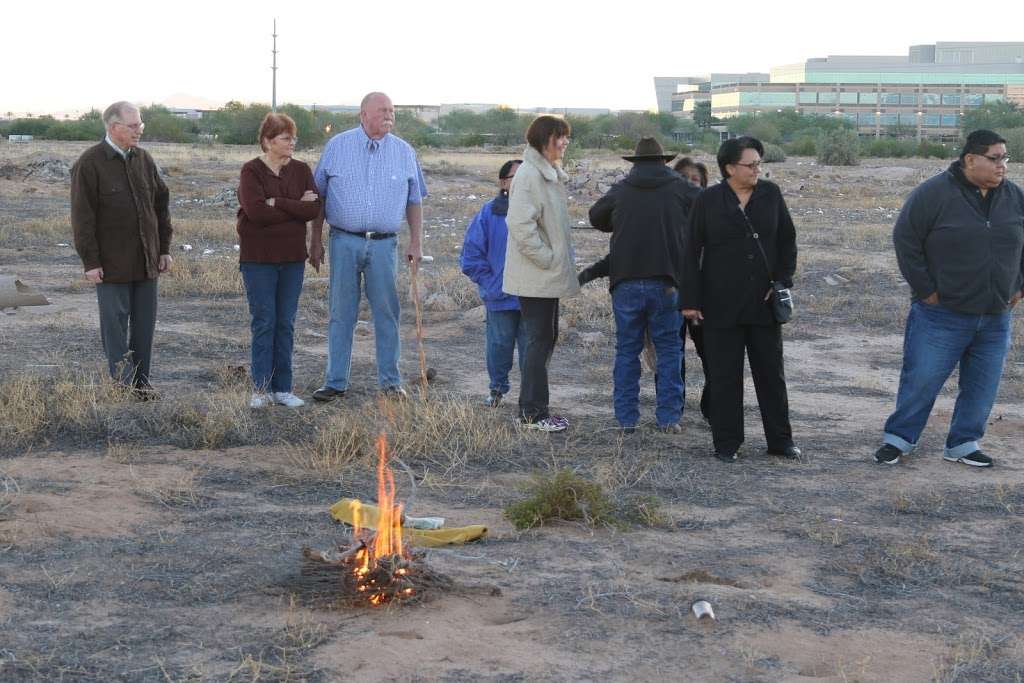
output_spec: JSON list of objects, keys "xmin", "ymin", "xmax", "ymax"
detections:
[
  {"xmin": 102, "ymin": 101, "xmax": 139, "ymax": 126},
  {"xmin": 360, "ymin": 92, "xmax": 390, "ymax": 111}
]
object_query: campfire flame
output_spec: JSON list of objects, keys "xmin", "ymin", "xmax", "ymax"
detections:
[{"xmin": 348, "ymin": 434, "xmax": 414, "ymax": 605}]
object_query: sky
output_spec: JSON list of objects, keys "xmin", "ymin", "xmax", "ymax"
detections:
[{"xmin": 5, "ymin": 0, "xmax": 1020, "ymax": 115}]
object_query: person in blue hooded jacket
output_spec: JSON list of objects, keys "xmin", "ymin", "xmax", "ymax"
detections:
[{"xmin": 461, "ymin": 159, "xmax": 525, "ymax": 406}]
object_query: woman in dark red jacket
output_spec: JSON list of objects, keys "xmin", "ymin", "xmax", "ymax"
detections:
[{"xmin": 237, "ymin": 112, "xmax": 321, "ymax": 408}]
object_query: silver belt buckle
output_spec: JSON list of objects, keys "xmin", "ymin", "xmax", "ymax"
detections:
[{"xmin": 365, "ymin": 231, "xmax": 377, "ymax": 239}]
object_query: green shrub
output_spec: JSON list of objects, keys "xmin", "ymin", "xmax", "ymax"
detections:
[
  {"xmin": 817, "ymin": 128, "xmax": 860, "ymax": 166},
  {"xmin": 917, "ymin": 139, "xmax": 951, "ymax": 159},
  {"xmin": 1000, "ymin": 127, "xmax": 1024, "ymax": 161},
  {"xmin": 762, "ymin": 143, "xmax": 786, "ymax": 163},
  {"xmin": 784, "ymin": 136, "xmax": 816, "ymax": 156},
  {"xmin": 505, "ymin": 468, "xmax": 613, "ymax": 529},
  {"xmin": 864, "ymin": 138, "xmax": 915, "ymax": 158}
]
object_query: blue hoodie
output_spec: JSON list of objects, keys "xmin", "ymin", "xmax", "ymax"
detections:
[{"xmin": 460, "ymin": 191, "xmax": 519, "ymax": 311}]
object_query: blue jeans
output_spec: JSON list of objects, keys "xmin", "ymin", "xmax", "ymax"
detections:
[
  {"xmin": 240, "ymin": 261, "xmax": 305, "ymax": 393},
  {"xmin": 325, "ymin": 230, "xmax": 401, "ymax": 390},
  {"xmin": 485, "ymin": 309, "xmax": 527, "ymax": 395},
  {"xmin": 612, "ymin": 279, "xmax": 684, "ymax": 428},
  {"xmin": 883, "ymin": 301, "xmax": 1012, "ymax": 458}
]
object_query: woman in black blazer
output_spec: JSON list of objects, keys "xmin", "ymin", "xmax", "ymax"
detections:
[{"xmin": 680, "ymin": 136, "xmax": 800, "ymax": 463}]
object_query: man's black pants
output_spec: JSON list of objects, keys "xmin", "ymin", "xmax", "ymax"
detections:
[
  {"xmin": 702, "ymin": 323, "xmax": 793, "ymax": 454},
  {"xmin": 517, "ymin": 296, "xmax": 559, "ymax": 422}
]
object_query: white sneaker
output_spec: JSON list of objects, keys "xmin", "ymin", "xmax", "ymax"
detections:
[
  {"xmin": 272, "ymin": 391, "xmax": 305, "ymax": 408},
  {"xmin": 250, "ymin": 392, "xmax": 272, "ymax": 408}
]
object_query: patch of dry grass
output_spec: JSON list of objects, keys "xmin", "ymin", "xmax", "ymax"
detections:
[
  {"xmin": 134, "ymin": 468, "xmax": 205, "ymax": 509},
  {"xmin": 0, "ymin": 369, "xmax": 130, "ymax": 449},
  {"xmin": 0, "ymin": 213, "xmax": 71, "ymax": 245},
  {"xmin": 175, "ymin": 218, "xmax": 238, "ymax": 244},
  {"xmin": 161, "ymin": 255, "xmax": 243, "ymax": 298},
  {"xmin": 933, "ymin": 632, "xmax": 1024, "ymax": 683},
  {"xmin": 145, "ymin": 388, "xmax": 254, "ymax": 450},
  {"xmin": 291, "ymin": 391, "xmax": 529, "ymax": 480},
  {"xmin": 562, "ymin": 285, "xmax": 613, "ymax": 332}
]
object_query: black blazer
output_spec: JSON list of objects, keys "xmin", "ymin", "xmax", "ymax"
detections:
[{"xmin": 680, "ymin": 180, "xmax": 797, "ymax": 327}]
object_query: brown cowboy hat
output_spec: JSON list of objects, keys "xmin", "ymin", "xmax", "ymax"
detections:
[{"xmin": 622, "ymin": 136, "xmax": 677, "ymax": 163}]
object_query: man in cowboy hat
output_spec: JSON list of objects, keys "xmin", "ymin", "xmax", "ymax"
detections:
[{"xmin": 588, "ymin": 136, "xmax": 700, "ymax": 433}]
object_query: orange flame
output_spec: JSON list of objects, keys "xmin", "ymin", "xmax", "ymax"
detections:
[{"xmin": 372, "ymin": 434, "xmax": 404, "ymax": 559}]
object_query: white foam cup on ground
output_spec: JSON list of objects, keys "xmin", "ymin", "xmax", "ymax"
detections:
[{"xmin": 691, "ymin": 600, "xmax": 715, "ymax": 620}]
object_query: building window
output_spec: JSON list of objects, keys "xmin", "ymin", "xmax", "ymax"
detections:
[
  {"xmin": 984, "ymin": 93, "xmax": 1004, "ymax": 103},
  {"xmin": 858, "ymin": 113, "xmax": 877, "ymax": 125},
  {"xmin": 921, "ymin": 93, "xmax": 939, "ymax": 106},
  {"xmin": 817, "ymin": 92, "xmax": 838, "ymax": 104},
  {"xmin": 879, "ymin": 113, "xmax": 898, "ymax": 126},
  {"xmin": 900, "ymin": 94, "xmax": 918, "ymax": 105},
  {"xmin": 859, "ymin": 92, "xmax": 878, "ymax": 105},
  {"xmin": 798, "ymin": 91, "xmax": 817, "ymax": 104},
  {"xmin": 964, "ymin": 94, "xmax": 984, "ymax": 106},
  {"xmin": 941, "ymin": 114, "xmax": 958, "ymax": 127},
  {"xmin": 672, "ymin": 100, "xmax": 683, "ymax": 112},
  {"xmin": 923, "ymin": 114, "xmax": 940, "ymax": 127},
  {"xmin": 839, "ymin": 92, "xmax": 858, "ymax": 104},
  {"xmin": 899, "ymin": 112, "xmax": 919, "ymax": 126},
  {"xmin": 942, "ymin": 94, "xmax": 961, "ymax": 105},
  {"xmin": 880, "ymin": 93, "xmax": 900, "ymax": 105}
]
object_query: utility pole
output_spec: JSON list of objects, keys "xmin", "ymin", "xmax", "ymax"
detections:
[{"xmin": 271, "ymin": 19, "xmax": 278, "ymax": 112}]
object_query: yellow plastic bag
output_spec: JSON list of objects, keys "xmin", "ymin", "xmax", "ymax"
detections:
[{"xmin": 329, "ymin": 498, "xmax": 487, "ymax": 548}]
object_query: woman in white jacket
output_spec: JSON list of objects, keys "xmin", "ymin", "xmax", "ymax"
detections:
[{"xmin": 502, "ymin": 115, "xmax": 580, "ymax": 431}]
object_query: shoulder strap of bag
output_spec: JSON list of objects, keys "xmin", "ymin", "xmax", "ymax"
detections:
[{"xmin": 737, "ymin": 206, "xmax": 775, "ymax": 284}]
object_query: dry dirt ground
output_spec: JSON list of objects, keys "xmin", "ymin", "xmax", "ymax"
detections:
[{"xmin": 1, "ymin": 140, "xmax": 1023, "ymax": 682}]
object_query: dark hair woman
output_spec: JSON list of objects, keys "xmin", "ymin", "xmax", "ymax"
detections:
[
  {"xmin": 673, "ymin": 156, "xmax": 709, "ymax": 189},
  {"xmin": 502, "ymin": 114, "xmax": 579, "ymax": 432},
  {"xmin": 237, "ymin": 112, "xmax": 321, "ymax": 408},
  {"xmin": 680, "ymin": 136, "xmax": 800, "ymax": 462}
]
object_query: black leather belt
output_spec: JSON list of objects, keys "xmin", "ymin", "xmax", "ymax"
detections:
[{"xmin": 336, "ymin": 229, "xmax": 396, "ymax": 240}]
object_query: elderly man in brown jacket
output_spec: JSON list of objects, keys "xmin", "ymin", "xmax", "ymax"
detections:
[{"xmin": 71, "ymin": 101, "xmax": 173, "ymax": 397}]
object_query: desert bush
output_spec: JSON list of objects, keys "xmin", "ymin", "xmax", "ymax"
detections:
[
  {"xmin": 917, "ymin": 139, "xmax": 951, "ymax": 159},
  {"xmin": 783, "ymin": 136, "xmax": 816, "ymax": 157},
  {"xmin": 622, "ymin": 494, "xmax": 669, "ymax": 528},
  {"xmin": 505, "ymin": 468, "xmax": 614, "ymax": 529},
  {"xmin": 862, "ymin": 138, "xmax": 950, "ymax": 159},
  {"xmin": 817, "ymin": 128, "xmax": 860, "ymax": 166},
  {"xmin": 864, "ymin": 138, "xmax": 917, "ymax": 158},
  {"xmin": 1001, "ymin": 127, "xmax": 1024, "ymax": 161},
  {"xmin": 746, "ymin": 119, "xmax": 782, "ymax": 145},
  {"xmin": 762, "ymin": 144, "xmax": 786, "ymax": 163}
]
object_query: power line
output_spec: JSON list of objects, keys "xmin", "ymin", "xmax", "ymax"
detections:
[{"xmin": 271, "ymin": 19, "xmax": 278, "ymax": 112}]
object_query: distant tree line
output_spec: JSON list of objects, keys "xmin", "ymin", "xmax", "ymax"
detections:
[
  {"xmin": 0, "ymin": 104, "xmax": 680, "ymax": 152},
  {"xmin": 713, "ymin": 101, "xmax": 1024, "ymax": 161},
  {"xmin": 3, "ymin": 101, "xmax": 1022, "ymax": 161}
]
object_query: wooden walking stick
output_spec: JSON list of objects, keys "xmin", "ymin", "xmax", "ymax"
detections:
[{"xmin": 408, "ymin": 256, "xmax": 429, "ymax": 397}]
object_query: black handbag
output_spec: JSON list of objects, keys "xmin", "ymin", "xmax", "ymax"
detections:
[{"xmin": 739, "ymin": 208, "xmax": 794, "ymax": 324}]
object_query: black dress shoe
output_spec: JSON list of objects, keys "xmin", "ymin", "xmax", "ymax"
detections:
[
  {"xmin": 767, "ymin": 445, "xmax": 802, "ymax": 459},
  {"xmin": 312, "ymin": 386, "xmax": 346, "ymax": 402},
  {"xmin": 713, "ymin": 450, "xmax": 738, "ymax": 463}
]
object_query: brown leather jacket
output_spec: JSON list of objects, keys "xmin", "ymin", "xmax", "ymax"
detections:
[{"xmin": 71, "ymin": 141, "xmax": 172, "ymax": 282}]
